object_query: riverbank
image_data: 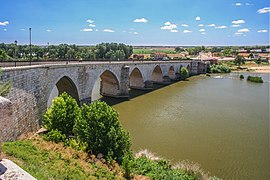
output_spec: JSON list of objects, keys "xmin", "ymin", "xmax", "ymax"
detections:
[{"xmin": 221, "ymin": 61, "xmax": 270, "ymax": 73}]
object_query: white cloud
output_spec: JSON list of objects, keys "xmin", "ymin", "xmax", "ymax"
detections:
[
  {"xmin": 245, "ymin": 3, "xmax": 251, "ymax": 5},
  {"xmin": 81, "ymin": 28, "xmax": 93, "ymax": 32},
  {"xmin": 235, "ymin": 32, "xmax": 243, "ymax": 35},
  {"xmin": 257, "ymin": 7, "xmax": 270, "ymax": 14},
  {"xmin": 86, "ymin": 19, "xmax": 94, "ymax": 23},
  {"xmin": 89, "ymin": 24, "xmax": 96, "ymax": 27},
  {"xmin": 183, "ymin": 30, "xmax": 192, "ymax": 33},
  {"xmin": 199, "ymin": 29, "xmax": 205, "ymax": 32},
  {"xmin": 46, "ymin": 29, "xmax": 51, "ymax": 32},
  {"xmin": 181, "ymin": 24, "xmax": 188, "ymax": 27},
  {"xmin": 165, "ymin": 21, "xmax": 171, "ymax": 26},
  {"xmin": 235, "ymin": 3, "xmax": 242, "ymax": 6},
  {"xmin": 134, "ymin": 32, "xmax": 138, "ymax": 34},
  {"xmin": 0, "ymin": 21, "xmax": 9, "ymax": 26},
  {"xmin": 161, "ymin": 22, "xmax": 177, "ymax": 30},
  {"xmin": 238, "ymin": 28, "xmax": 249, "ymax": 33},
  {"xmin": 96, "ymin": 29, "xmax": 99, "ymax": 32},
  {"xmin": 231, "ymin": 24, "xmax": 240, "ymax": 27},
  {"xmin": 21, "ymin": 28, "xmax": 25, "ymax": 31},
  {"xmin": 195, "ymin": 16, "xmax": 201, "ymax": 21},
  {"xmin": 134, "ymin": 18, "xmax": 148, "ymax": 23},
  {"xmin": 258, "ymin": 29, "xmax": 268, "ymax": 33},
  {"xmin": 215, "ymin": 26, "xmax": 227, "ymax": 29},
  {"xmin": 103, "ymin": 29, "xmax": 114, "ymax": 32},
  {"xmin": 3, "ymin": 28, "xmax": 7, "ymax": 31},
  {"xmin": 198, "ymin": 24, "xmax": 204, "ymax": 27},
  {"xmin": 208, "ymin": 24, "xmax": 216, "ymax": 27},
  {"xmin": 201, "ymin": 32, "xmax": 206, "ymax": 35},
  {"xmin": 170, "ymin": 29, "xmax": 178, "ymax": 33},
  {"xmin": 232, "ymin": 19, "xmax": 245, "ymax": 24}
]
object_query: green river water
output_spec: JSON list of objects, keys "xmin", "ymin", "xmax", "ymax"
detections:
[{"xmin": 112, "ymin": 72, "xmax": 269, "ymax": 179}]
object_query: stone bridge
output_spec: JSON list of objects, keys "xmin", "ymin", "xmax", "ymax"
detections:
[{"xmin": 0, "ymin": 60, "xmax": 207, "ymax": 141}]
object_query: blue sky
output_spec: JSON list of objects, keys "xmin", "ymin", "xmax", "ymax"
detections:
[{"xmin": 0, "ymin": 0, "xmax": 269, "ymax": 46}]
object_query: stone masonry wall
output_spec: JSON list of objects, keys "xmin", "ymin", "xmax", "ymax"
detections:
[{"xmin": 0, "ymin": 96, "xmax": 14, "ymax": 159}]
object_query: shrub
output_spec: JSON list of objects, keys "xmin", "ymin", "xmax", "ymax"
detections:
[
  {"xmin": 73, "ymin": 101, "xmax": 131, "ymax": 163},
  {"xmin": 42, "ymin": 92, "xmax": 81, "ymax": 137},
  {"xmin": 180, "ymin": 67, "xmax": 189, "ymax": 80},
  {"xmin": 210, "ymin": 64, "xmax": 231, "ymax": 73},
  {"xmin": 43, "ymin": 129, "xmax": 67, "ymax": 143},
  {"xmin": 247, "ymin": 76, "xmax": 263, "ymax": 83},
  {"xmin": 239, "ymin": 74, "xmax": 244, "ymax": 79}
]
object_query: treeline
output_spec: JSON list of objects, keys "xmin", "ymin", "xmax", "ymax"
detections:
[
  {"xmin": 175, "ymin": 45, "xmax": 270, "ymax": 56},
  {"xmin": 0, "ymin": 43, "xmax": 133, "ymax": 61}
]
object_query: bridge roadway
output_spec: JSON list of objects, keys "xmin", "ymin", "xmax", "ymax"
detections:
[{"xmin": 0, "ymin": 60, "xmax": 207, "ymax": 141}]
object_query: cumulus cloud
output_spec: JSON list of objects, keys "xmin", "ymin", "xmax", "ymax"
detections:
[
  {"xmin": 198, "ymin": 24, "xmax": 204, "ymax": 27},
  {"xmin": 0, "ymin": 21, "xmax": 9, "ymax": 26},
  {"xmin": 232, "ymin": 19, "xmax": 245, "ymax": 24},
  {"xmin": 161, "ymin": 22, "xmax": 177, "ymax": 30},
  {"xmin": 235, "ymin": 3, "xmax": 242, "ymax": 6},
  {"xmin": 195, "ymin": 16, "xmax": 201, "ymax": 21},
  {"xmin": 170, "ymin": 29, "xmax": 178, "ymax": 33},
  {"xmin": 215, "ymin": 26, "xmax": 227, "ymax": 29},
  {"xmin": 3, "ymin": 28, "xmax": 7, "ymax": 31},
  {"xmin": 257, "ymin": 7, "xmax": 270, "ymax": 14},
  {"xmin": 134, "ymin": 18, "xmax": 148, "ymax": 23},
  {"xmin": 181, "ymin": 24, "xmax": 188, "ymax": 27},
  {"xmin": 199, "ymin": 29, "xmax": 205, "ymax": 32},
  {"xmin": 238, "ymin": 28, "xmax": 249, "ymax": 33},
  {"xmin": 86, "ymin": 19, "xmax": 94, "ymax": 23},
  {"xmin": 46, "ymin": 29, "xmax": 51, "ymax": 32},
  {"xmin": 134, "ymin": 32, "xmax": 138, "ymax": 34},
  {"xmin": 165, "ymin": 21, "xmax": 171, "ymax": 26},
  {"xmin": 208, "ymin": 24, "xmax": 216, "ymax": 27},
  {"xmin": 89, "ymin": 24, "xmax": 96, "ymax": 27},
  {"xmin": 201, "ymin": 32, "xmax": 206, "ymax": 35},
  {"xmin": 21, "ymin": 28, "xmax": 25, "ymax": 31},
  {"xmin": 231, "ymin": 24, "xmax": 240, "ymax": 27},
  {"xmin": 81, "ymin": 28, "xmax": 93, "ymax": 32},
  {"xmin": 258, "ymin": 29, "xmax": 268, "ymax": 33},
  {"xmin": 183, "ymin": 30, "xmax": 192, "ymax": 33},
  {"xmin": 103, "ymin": 29, "xmax": 114, "ymax": 32}
]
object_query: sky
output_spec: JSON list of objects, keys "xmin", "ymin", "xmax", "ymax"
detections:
[{"xmin": 0, "ymin": 0, "xmax": 269, "ymax": 46}]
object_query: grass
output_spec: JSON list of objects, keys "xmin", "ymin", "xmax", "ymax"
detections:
[
  {"xmin": 2, "ymin": 136, "xmax": 219, "ymax": 180},
  {"xmin": 2, "ymin": 136, "xmax": 123, "ymax": 179},
  {"xmin": 133, "ymin": 48, "xmax": 177, "ymax": 54}
]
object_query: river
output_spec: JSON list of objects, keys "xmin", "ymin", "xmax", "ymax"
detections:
[{"xmin": 111, "ymin": 72, "xmax": 269, "ymax": 179}]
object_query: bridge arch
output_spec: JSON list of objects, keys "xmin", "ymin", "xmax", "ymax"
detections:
[
  {"xmin": 47, "ymin": 75, "xmax": 79, "ymax": 108},
  {"xmin": 91, "ymin": 70, "xmax": 120, "ymax": 101},
  {"xmin": 130, "ymin": 67, "xmax": 144, "ymax": 89},
  {"xmin": 151, "ymin": 65, "xmax": 163, "ymax": 83},
  {"xmin": 168, "ymin": 66, "xmax": 175, "ymax": 80}
]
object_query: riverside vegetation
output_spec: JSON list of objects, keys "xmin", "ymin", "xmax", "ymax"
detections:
[{"xmin": 2, "ymin": 92, "xmax": 220, "ymax": 179}]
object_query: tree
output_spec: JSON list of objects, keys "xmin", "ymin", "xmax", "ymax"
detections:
[
  {"xmin": 234, "ymin": 55, "xmax": 246, "ymax": 67},
  {"xmin": 180, "ymin": 67, "xmax": 189, "ymax": 80},
  {"xmin": 42, "ymin": 92, "xmax": 81, "ymax": 136},
  {"xmin": 73, "ymin": 101, "xmax": 131, "ymax": 163}
]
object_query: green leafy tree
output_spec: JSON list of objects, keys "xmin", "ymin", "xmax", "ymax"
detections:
[
  {"xmin": 42, "ymin": 92, "xmax": 81, "ymax": 136},
  {"xmin": 180, "ymin": 67, "xmax": 189, "ymax": 80},
  {"xmin": 73, "ymin": 101, "xmax": 131, "ymax": 163},
  {"xmin": 234, "ymin": 55, "xmax": 246, "ymax": 67}
]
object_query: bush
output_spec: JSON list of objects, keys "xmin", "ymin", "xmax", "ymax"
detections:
[
  {"xmin": 43, "ymin": 129, "xmax": 67, "ymax": 143},
  {"xmin": 42, "ymin": 92, "xmax": 81, "ymax": 137},
  {"xmin": 210, "ymin": 64, "xmax": 231, "ymax": 73},
  {"xmin": 73, "ymin": 101, "xmax": 131, "ymax": 163},
  {"xmin": 180, "ymin": 67, "xmax": 189, "ymax": 80},
  {"xmin": 239, "ymin": 74, "xmax": 244, "ymax": 79},
  {"xmin": 247, "ymin": 76, "xmax": 263, "ymax": 83}
]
